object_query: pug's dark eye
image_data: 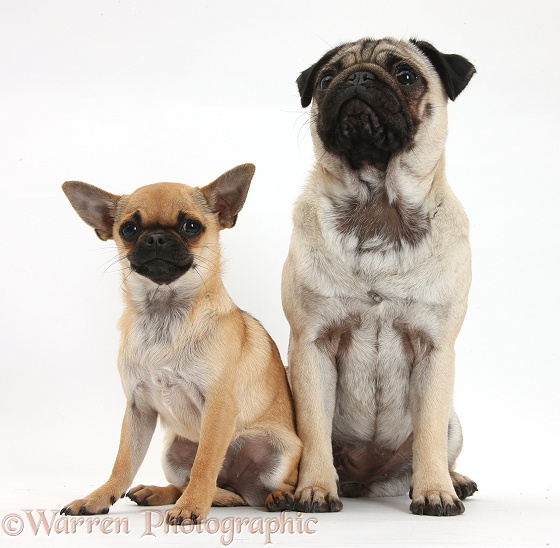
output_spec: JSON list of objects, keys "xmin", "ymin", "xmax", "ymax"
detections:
[
  {"xmin": 119, "ymin": 221, "xmax": 139, "ymax": 241},
  {"xmin": 396, "ymin": 66, "xmax": 418, "ymax": 86},
  {"xmin": 180, "ymin": 219, "xmax": 203, "ymax": 236},
  {"xmin": 319, "ymin": 73, "xmax": 335, "ymax": 91}
]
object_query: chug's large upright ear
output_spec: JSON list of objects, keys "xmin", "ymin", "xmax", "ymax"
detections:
[
  {"xmin": 411, "ymin": 39, "xmax": 476, "ymax": 101},
  {"xmin": 62, "ymin": 181, "xmax": 121, "ymax": 241},
  {"xmin": 297, "ymin": 44, "xmax": 345, "ymax": 108},
  {"xmin": 200, "ymin": 163, "xmax": 256, "ymax": 229}
]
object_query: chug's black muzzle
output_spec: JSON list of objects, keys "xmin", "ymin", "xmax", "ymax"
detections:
[{"xmin": 128, "ymin": 229, "xmax": 194, "ymax": 285}]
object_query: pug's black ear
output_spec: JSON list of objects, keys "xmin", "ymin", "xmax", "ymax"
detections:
[
  {"xmin": 411, "ymin": 39, "xmax": 476, "ymax": 101},
  {"xmin": 297, "ymin": 44, "xmax": 345, "ymax": 108},
  {"xmin": 200, "ymin": 163, "xmax": 256, "ymax": 229},
  {"xmin": 62, "ymin": 181, "xmax": 121, "ymax": 241}
]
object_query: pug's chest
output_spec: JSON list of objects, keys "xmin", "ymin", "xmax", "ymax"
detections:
[
  {"xmin": 322, "ymin": 246, "xmax": 435, "ymax": 314},
  {"xmin": 321, "ymin": 286, "xmax": 437, "ymax": 447},
  {"xmin": 316, "ymin": 245, "xmax": 449, "ymax": 445}
]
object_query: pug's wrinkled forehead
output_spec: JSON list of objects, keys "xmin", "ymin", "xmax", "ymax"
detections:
[
  {"xmin": 298, "ymin": 37, "xmax": 476, "ymax": 107},
  {"xmin": 326, "ymin": 38, "xmax": 431, "ymax": 73}
]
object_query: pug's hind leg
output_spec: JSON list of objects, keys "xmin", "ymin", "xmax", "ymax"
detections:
[{"xmin": 450, "ymin": 471, "xmax": 478, "ymax": 500}]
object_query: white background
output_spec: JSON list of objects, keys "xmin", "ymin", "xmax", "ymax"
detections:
[{"xmin": 1, "ymin": 0, "xmax": 559, "ymax": 546}]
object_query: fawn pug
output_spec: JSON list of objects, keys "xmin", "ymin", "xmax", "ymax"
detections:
[
  {"xmin": 60, "ymin": 163, "xmax": 301, "ymax": 524},
  {"xmin": 282, "ymin": 38, "xmax": 477, "ymax": 516}
]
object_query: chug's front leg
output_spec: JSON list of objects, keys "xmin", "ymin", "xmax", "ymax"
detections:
[
  {"xmin": 61, "ymin": 403, "xmax": 157, "ymax": 515},
  {"xmin": 166, "ymin": 391, "xmax": 238, "ymax": 525}
]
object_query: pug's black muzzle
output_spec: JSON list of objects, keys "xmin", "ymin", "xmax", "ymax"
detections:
[
  {"xmin": 318, "ymin": 70, "xmax": 416, "ymax": 170},
  {"xmin": 128, "ymin": 230, "xmax": 193, "ymax": 285}
]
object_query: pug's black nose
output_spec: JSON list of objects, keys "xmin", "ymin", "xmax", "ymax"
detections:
[
  {"xmin": 145, "ymin": 231, "xmax": 171, "ymax": 247},
  {"xmin": 347, "ymin": 71, "xmax": 375, "ymax": 86}
]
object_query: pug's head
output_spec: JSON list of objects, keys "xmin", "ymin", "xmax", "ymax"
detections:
[{"xmin": 297, "ymin": 38, "xmax": 475, "ymax": 173}]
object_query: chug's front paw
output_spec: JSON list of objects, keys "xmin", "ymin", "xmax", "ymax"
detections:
[
  {"xmin": 409, "ymin": 489, "xmax": 465, "ymax": 516},
  {"xmin": 293, "ymin": 486, "xmax": 342, "ymax": 513},
  {"xmin": 60, "ymin": 492, "xmax": 123, "ymax": 516}
]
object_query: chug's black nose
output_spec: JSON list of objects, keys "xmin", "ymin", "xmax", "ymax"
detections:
[
  {"xmin": 144, "ymin": 231, "xmax": 171, "ymax": 247},
  {"xmin": 347, "ymin": 71, "xmax": 375, "ymax": 86}
]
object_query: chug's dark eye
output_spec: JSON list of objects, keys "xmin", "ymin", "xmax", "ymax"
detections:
[
  {"xmin": 396, "ymin": 66, "xmax": 418, "ymax": 86},
  {"xmin": 319, "ymin": 73, "xmax": 335, "ymax": 90},
  {"xmin": 119, "ymin": 221, "xmax": 139, "ymax": 241},
  {"xmin": 180, "ymin": 219, "xmax": 203, "ymax": 236}
]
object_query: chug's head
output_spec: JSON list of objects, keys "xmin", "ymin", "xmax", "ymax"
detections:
[{"xmin": 62, "ymin": 163, "xmax": 255, "ymax": 287}]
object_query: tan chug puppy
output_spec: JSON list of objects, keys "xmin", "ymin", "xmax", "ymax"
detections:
[
  {"xmin": 60, "ymin": 164, "xmax": 301, "ymax": 524},
  {"xmin": 282, "ymin": 38, "xmax": 477, "ymax": 516}
]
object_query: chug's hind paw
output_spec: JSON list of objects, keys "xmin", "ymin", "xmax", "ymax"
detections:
[
  {"xmin": 127, "ymin": 484, "xmax": 182, "ymax": 507},
  {"xmin": 265, "ymin": 490, "xmax": 295, "ymax": 512}
]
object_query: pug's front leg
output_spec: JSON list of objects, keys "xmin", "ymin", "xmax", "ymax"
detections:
[
  {"xmin": 409, "ymin": 347, "xmax": 464, "ymax": 516},
  {"xmin": 287, "ymin": 336, "xmax": 342, "ymax": 513}
]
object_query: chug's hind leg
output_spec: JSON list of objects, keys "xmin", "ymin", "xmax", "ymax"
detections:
[
  {"xmin": 127, "ymin": 483, "xmax": 247, "ymax": 507},
  {"xmin": 127, "ymin": 484, "xmax": 182, "ymax": 506},
  {"xmin": 213, "ymin": 487, "xmax": 246, "ymax": 506},
  {"xmin": 127, "ymin": 434, "xmax": 194, "ymax": 508},
  {"xmin": 215, "ymin": 429, "xmax": 301, "ymax": 510},
  {"xmin": 264, "ymin": 429, "xmax": 300, "ymax": 512},
  {"xmin": 130, "ymin": 432, "xmax": 301, "ymax": 511}
]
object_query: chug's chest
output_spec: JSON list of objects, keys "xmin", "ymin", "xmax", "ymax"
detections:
[{"xmin": 118, "ymin": 317, "xmax": 211, "ymax": 438}]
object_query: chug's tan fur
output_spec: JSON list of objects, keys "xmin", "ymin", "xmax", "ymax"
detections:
[{"xmin": 61, "ymin": 164, "xmax": 301, "ymax": 524}]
